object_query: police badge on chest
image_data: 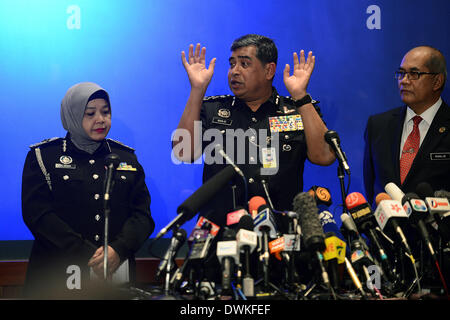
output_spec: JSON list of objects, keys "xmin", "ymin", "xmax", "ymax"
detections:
[{"xmin": 55, "ymin": 155, "xmax": 76, "ymax": 169}]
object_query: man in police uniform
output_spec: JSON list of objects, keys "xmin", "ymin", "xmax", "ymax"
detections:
[{"xmin": 173, "ymin": 34, "xmax": 335, "ymax": 230}]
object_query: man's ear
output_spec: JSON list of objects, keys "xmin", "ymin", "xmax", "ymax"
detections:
[
  {"xmin": 432, "ymin": 73, "xmax": 444, "ymax": 92},
  {"xmin": 265, "ymin": 62, "xmax": 276, "ymax": 80}
]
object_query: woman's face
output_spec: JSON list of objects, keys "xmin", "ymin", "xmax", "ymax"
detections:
[{"xmin": 82, "ymin": 98, "xmax": 111, "ymax": 141}]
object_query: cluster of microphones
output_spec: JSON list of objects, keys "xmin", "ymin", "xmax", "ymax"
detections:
[
  {"xmin": 152, "ymin": 168, "xmax": 450, "ymax": 300},
  {"xmin": 152, "ymin": 136, "xmax": 450, "ymax": 300}
]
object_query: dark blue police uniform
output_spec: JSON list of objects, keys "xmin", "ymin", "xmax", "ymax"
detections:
[
  {"xmin": 21, "ymin": 134, "xmax": 154, "ymax": 298},
  {"xmin": 199, "ymin": 88, "xmax": 323, "ymax": 231}
]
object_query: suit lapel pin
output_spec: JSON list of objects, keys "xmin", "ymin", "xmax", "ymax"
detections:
[{"xmin": 439, "ymin": 126, "xmax": 446, "ymax": 133}]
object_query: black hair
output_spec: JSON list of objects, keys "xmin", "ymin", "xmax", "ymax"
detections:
[{"xmin": 230, "ymin": 34, "xmax": 278, "ymax": 65}]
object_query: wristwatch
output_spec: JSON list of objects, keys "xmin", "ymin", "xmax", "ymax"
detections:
[{"xmin": 293, "ymin": 94, "xmax": 313, "ymax": 108}]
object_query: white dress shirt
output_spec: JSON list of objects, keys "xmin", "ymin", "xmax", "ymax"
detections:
[{"xmin": 399, "ymin": 97, "xmax": 442, "ymax": 159}]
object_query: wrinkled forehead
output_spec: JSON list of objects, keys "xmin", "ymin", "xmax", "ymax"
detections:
[{"xmin": 230, "ymin": 45, "xmax": 258, "ymax": 60}]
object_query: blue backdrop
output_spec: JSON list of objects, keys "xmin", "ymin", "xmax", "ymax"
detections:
[{"xmin": 1, "ymin": 0, "xmax": 449, "ymax": 240}]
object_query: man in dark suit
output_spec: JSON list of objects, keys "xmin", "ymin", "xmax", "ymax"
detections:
[{"xmin": 364, "ymin": 46, "xmax": 449, "ymax": 205}]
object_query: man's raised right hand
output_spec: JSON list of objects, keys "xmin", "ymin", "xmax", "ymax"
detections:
[{"xmin": 181, "ymin": 43, "xmax": 216, "ymax": 91}]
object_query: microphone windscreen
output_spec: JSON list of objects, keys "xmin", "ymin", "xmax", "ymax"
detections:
[
  {"xmin": 177, "ymin": 165, "xmax": 237, "ymax": 219},
  {"xmin": 248, "ymin": 196, "xmax": 266, "ymax": 217},
  {"xmin": 435, "ymin": 190, "xmax": 450, "ymax": 200},
  {"xmin": 222, "ymin": 228, "xmax": 236, "ymax": 241},
  {"xmin": 416, "ymin": 182, "xmax": 434, "ymax": 198},
  {"xmin": 345, "ymin": 192, "xmax": 367, "ymax": 210},
  {"xmin": 293, "ymin": 192, "xmax": 325, "ymax": 252},
  {"xmin": 324, "ymin": 130, "xmax": 339, "ymax": 144},
  {"xmin": 105, "ymin": 153, "xmax": 121, "ymax": 167},
  {"xmin": 319, "ymin": 209, "xmax": 344, "ymax": 240},
  {"xmin": 308, "ymin": 186, "xmax": 332, "ymax": 206},
  {"xmin": 237, "ymin": 214, "xmax": 254, "ymax": 231},
  {"xmin": 375, "ymin": 192, "xmax": 391, "ymax": 206},
  {"xmin": 385, "ymin": 182, "xmax": 405, "ymax": 202}
]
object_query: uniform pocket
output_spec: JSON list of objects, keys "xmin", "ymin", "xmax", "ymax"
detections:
[{"xmin": 51, "ymin": 170, "xmax": 84, "ymax": 205}]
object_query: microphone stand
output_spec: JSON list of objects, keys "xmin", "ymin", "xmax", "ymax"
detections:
[
  {"xmin": 102, "ymin": 153, "xmax": 120, "ymax": 282},
  {"xmin": 164, "ymin": 228, "xmax": 178, "ymax": 296},
  {"xmin": 103, "ymin": 166, "xmax": 115, "ymax": 281},
  {"xmin": 337, "ymin": 165, "xmax": 348, "ymax": 212},
  {"xmin": 104, "ymin": 199, "xmax": 110, "ymax": 281}
]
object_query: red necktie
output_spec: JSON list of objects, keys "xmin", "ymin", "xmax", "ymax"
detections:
[{"xmin": 400, "ymin": 115, "xmax": 422, "ymax": 184}]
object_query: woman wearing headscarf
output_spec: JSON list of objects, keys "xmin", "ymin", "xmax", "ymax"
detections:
[{"xmin": 21, "ymin": 82, "xmax": 154, "ymax": 298}]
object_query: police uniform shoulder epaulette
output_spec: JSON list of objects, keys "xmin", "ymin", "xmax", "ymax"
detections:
[
  {"xmin": 203, "ymin": 94, "xmax": 233, "ymax": 102},
  {"xmin": 107, "ymin": 138, "xmax": 135, "ymax": 152},
  {"xmin": 29, "ymin": 137, "xmax": 62, "ymax": 149}
]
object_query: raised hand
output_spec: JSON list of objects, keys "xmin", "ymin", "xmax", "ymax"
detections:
[
  {"xmin": 181, "ymin": 43, "xmax": 216, "ymax": 90},
  {"xmin": 283, "ymin": 50, "xmax": 315, "ymax": 100}
]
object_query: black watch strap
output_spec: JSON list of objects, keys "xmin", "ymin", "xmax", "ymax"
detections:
[{"xmin": 293, "ymin": 94, "xmax": 313, "ymax": 108}]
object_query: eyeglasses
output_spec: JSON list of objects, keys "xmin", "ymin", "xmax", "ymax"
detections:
[{"xmin": 394, "ymin": 70, "xmax": 439, "ymax": 80}]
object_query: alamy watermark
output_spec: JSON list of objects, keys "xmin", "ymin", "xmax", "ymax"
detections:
[
  {"xmin": 171, "ymin": 121, "xmax": 280, "ymax": 175},
  {"xmin": 366, "ymin": 264, "xmax": 382, "ymax": 291}
]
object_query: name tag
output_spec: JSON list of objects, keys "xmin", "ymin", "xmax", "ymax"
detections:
[
  {"xmin": 55, "ymin": 163, "xmax": 76, "ymax": 169},
  {"xmin": 212, "ymin": 117, "xmax": 233, "ymax": 126},
  {"xmin": 430, "ymin": 152, "xmax": 450, "ymax": 160}
]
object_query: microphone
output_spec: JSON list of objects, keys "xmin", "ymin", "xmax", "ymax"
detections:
[
  {"xmin": 431, "ymin": 190, "xmax": 450, "ymax": 243},
  {"xmin": 345, "ymin": 192, "xmax": 397, "ymax": 282},
  {"xmin": 293, "ymin": 193, "xmax": 325, "ymax": 252},
  {"xmin": 323, "ymin": 232, "xmax": 346, "ymax": 290},
  {"xmin": 156, "ymin": 228, "xmax": 187, "ymax": 280},
  {"xmin": 104, "ymin": 153, "xmax": 121, "ymax": 201},
  {"xmin": 308, "ymin": 185, "xmax": 343, "ymax": 238},
  {"xmin": 216, "ymin": 228, "xmax": 239, "ymax": 294},
  {"xmin": 435, "ymin": 190, "xmax": 450, "ymax": 201},
  {"xmin": 226, "ymin": 207, "xmax": 249, "ymax": 227},
  {"xmin": 187, "ymin": 218, "xmax": 217, "ymax": 261},
  {"xmin": 253, "ymin": 204, "xmax": 278, "ymax": 259},
  {"xmin": 308, "ymin": 185, "xmax": 333, "ymax": 207},
  {"xmin": 345, "ymin": 192, "xmax": 388, "ymax": 257},
  {"xmin": 236, "ymin": 215, "xmax": 257, "ymax": 297},
  {"xmin": 189, "ymin": 216, "xmax": 221, "ymax": 241},
  {"xmin": 415, "ymin": 183, "xmax": 450, "ymax": 296},
  {"xmin": 253, "ymin": 204, "xmax": 278, "ymax": 239},
  {"xmin": 350, "ymin": 239, "xmax": 376, "ymax": 293},
  {"xmin": 402, "ymin": 192, "xmax": 437, "ymax": 260},
  {"xmin": 340, "ymin": 212, "xmax": 361, "ymax": 239},
  {"xmin": 374, "ymin": 193, "xmax": 412, "ymax": 255},
  {"xmin": 313, "ymin": 189, "xmax": 345, "ymax": 290},
  {"xmin": 248, "ymin": 196, "xmax": 266, "ymax": 218},
  {"xmin": 103, "ymin": 153, "xmax": 120, "ymax": 280},
  {"xmin": 259, "ymin": 177, "xmax": 275, "ymax": 212},
  {"xmin": 169, "ymin": 220, "xmax": 218, "ymax": 292},
  {"xmin": 155, "ymin": 165, "xmax": 237, "ymax": 240},
  {"xmin": 417, "ymin": 183, "xmax": 450, "ymax": 242},
  {"xmin": 253, "ymin": 203, "xmax": 278, "ymax": 288},
  {"xmin": 318, "ymin": 206, "xmax": 345, "ymax": 241},
  {"xmin": 215, "ymin": 144, "xmax": 245, "ymax": 178},
  {"xmin": 384, "ymin": 182, "xmax": 405, "ymax": 203},
  {"xmin": 386, "ymin": 182, "xmax": 438, "ymax": 260},
  {"xmin": 293, "ymin": 192, "xmax": 331, "ymax": 289},
  {"xmin": 324, "ymin": 130, "xmax": 350, "ymax": 175}
]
